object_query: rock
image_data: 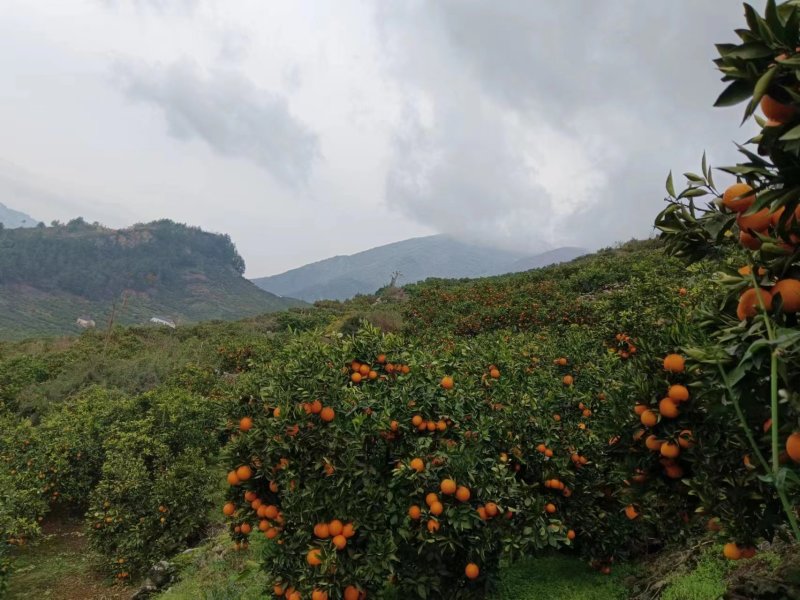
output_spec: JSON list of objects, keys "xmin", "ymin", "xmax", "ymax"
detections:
[{"xmin": 131, "ymin": 560, "xmax": 176, "ymax": 599}]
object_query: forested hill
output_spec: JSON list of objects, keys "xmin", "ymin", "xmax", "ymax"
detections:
[{"xmin": 0, "ymin": 218, "xmax": 303, "ymax": 339}]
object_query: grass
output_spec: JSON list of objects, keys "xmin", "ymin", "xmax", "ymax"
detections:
[
  {"xmin": 496, "ymin": 555, "xmax": 631, "ymax": 600},
  {"xmin": 6, "ymin": 516, "xmax": 128, "ymax": 600}
]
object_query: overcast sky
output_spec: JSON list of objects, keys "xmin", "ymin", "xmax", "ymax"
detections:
[{"xmin": 0, "ymin": 0, "xmax": 758, "ymax": 277}]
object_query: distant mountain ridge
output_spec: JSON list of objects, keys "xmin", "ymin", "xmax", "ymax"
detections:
[
  {"xmin": 0, "ymin": 219, "xmax": 303, "ymax": 340},
  {"xmin": 252, "ymin": 235, "xmax": 586, "ymax": 302},
  {"xmin": 0, "ymin": 202, "xmax": 37, "ymax": 228}
]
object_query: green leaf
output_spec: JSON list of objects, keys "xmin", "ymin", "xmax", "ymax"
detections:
[
  {"xmin": 714, "ymin": 79, "xmax": 754, "ymax": 107},
  {"xmin": 779, "ymin": 123, "xmax": 800, "ymax": 140},
  {"xmin": 666, "ymin": 171, "xmax": 675, "ymax": 197},
  {"xmin": 725, "ymin": 42, "xmax": 775, "ymax": 59},
  {"xmin": 744, "ymin": 66, "xmax": 777, "ymax": 123}
]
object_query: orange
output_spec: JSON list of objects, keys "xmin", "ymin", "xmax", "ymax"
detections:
[
  {"xmin": 239, "ymin": 416, "xmax": 253, "ymax": 432},
  {"xmin": 771, "ymin": 279, "xmax": 800, "ymax": 312},
  {"xmin": 410, "ymin": 458, "xmax": 425, "ymax": 472},
  {"xmin": 737, "ymin": 288, "xmax": 773, "ymax": 320},
  {"xmin": 226, "ymin": 471, "xmax": 240, "ymax": 486},
  {"xmin": 625, "ymin": 505, "xmax": 639, "ymax": 520},
  {"xmin": 359, "ymin": 364, "xmax": 370, "ymax": 376},
  {"xmin": 659, "ymin": 398, "xmax": 680, "ymax": 418},
  {"xmin": 489, "ymin": 368, "xmax": 500, "ymax": 378},
  {"xmin": 236, "ymin": 465, "xmax": 252, "ymax": 481},
  {"xmin": 264, "ymin": 505, "xmax": 278, "ymax": 520},
  {"xmin": 342, "ymin": 522, "xmax": 355, "ymax": 538},
  {"xmin": 660, "ymin": 441, "xmax": 680, "ymax": 459},
  {"xmin": 320, "ymin": 407, "xmax": 335, "ymax": 422},
  {"xmin": 427, "ymin": 519, "xmax": 440, "ymax": 533},
  {"xmin": 426, "ymin": 421, "xmax": 436, "ymax": 432},
  {"xmin": 760, "ymin": 94, "xmax": 796, "ymax": 123},
  {"xmin": 556, "ymin": 357, "xmax": 568, "ymax": 366},
  {"xmin": 668, "ymin": 385, "xmax": 690, "ymax": 403},
  {"xmin": 545, "ymin": 448, "xmax": 554, "ymax": 457},
  {"xmin": 664, "ymin": 464, "xmax": 684, "ymax": 479},
  {"xmin": 390, "ymin": 420, "xmax": 399, "ymax": 432},
  {"xmin": 314, "ymin": 523, "xmax": 330, "ymax": 539},
  {"xmin": 640, "ymin": 410, "xmax": 658, "ymax": 427},
  {"xmin": 739, "ymin": 230, "xmax": 762, "ymax": 250},
  {"xmin": 312, "ymin": 590, "xmax": 329, "ymax": 600},
  {"xmin": 240, "ymin": 522, "xmax": 252, "ymax": 534},
  {"xmin": 436, "ymin": 420, "xmax": 447, "ymax": 432},
  {"xmin": 645, "ymin": 435, "xmax": 664, "ymax": 452},
  {"xmin": 663, "ymin": 354, "xmax": 685, "ymax": 373},
  {"xmin": 310, "ymin": 399, "xmax": 322, "ymax": 414},
  {"xmin": 455, "ymin": 486, "xmax": 471, "ymax": 502},
  {"xmin": 332, "ymin": 534, "xmax": 347, "ymax": 550},
  {"xmin": 786, "ymin": 432, "xmax": 800, "ymax": 463},
  {"xmin": 408, "ymin": 505, "xmax": 421, "ymax": 520},
  {"xmin": 567, "ymin": 529, "xmax": 576, "ymax": 540},
  {"xmin": 328, "ymin": 520, "xmax": 344, "ymax": 536},
  {"xmin": 411, "ymin": 415, "xmax": 423, "ymax": 427},
  {"xmin": 273, "ymin": 584, "xmax": 285, "ymax": 596},
  {"xmin": 429, "ymin": 501, "xmax": 444, "ymax": 516},
  {"xmin": 244, "ymin": 491, "xmax": 256, "ymax": 502},
  {"xmin": 737, "ymin": 208, "xmax": 771, "ymax": 233},
  {"xmin": 678, "ymin": 429, "xmax": 694, "ymax": 449},
  {"xmin": 343, "ymin": 586, "xmax": 361, "ymax": 600},
  {"xmin": 222, "ymin": 502, "xmax": 235, "ymax": 516},
  {"xmin": 634, "ymin": 404, "xmax": 648, "ymax": 416},
  {"xmin": 440, "ymin": 479, "xmax": 457, "ymax": 495},
  {"xmin": 272, "ymin": 407, "xmax": 281, "ymax": 418},
  {"xmin": 562, "ymin": 375, "xmax": 574, "ymax": 386},
  {"xmin": 722, "ymin": 182, "xmax": 755, "ymax": 213},
  {"xmin": 425, "ymin": 493, "xmax": 439, "ymax": 507},
  {"xmin": 723, "ymin": 542, "xmax": 741, "ymax": 560},
  {"xmin": 351, "ymin": 372, "xmax": 362, "ymax": 383},
  {"xmin": 307, "ymin": 548, "xmax": 322, "ymax": 566},
  {"xmin": 545, "ymin": 503, "xmax": 556, "ymax": 514},
  {"xmin": 441, "ymin": 376, "xmax": 454, "ymax": 389},
  {"xmin": 465, "ymin": 563, "xmax": 480, "ymax": 580},
  {"xmin": 485, "ymin": 502, "xmax": 499, "ymax": 517}
]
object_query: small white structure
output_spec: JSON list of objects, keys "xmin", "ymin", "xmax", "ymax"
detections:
[
  {"xmin": 76, "ymin": 317, "xmax": 96, "ymax": 329},
  {"xmin": 150, "ymin": 317, "xmax": 176, "ymax": 329}
]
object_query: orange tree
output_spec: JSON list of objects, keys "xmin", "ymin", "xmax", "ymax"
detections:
[
  {"xmin": 221, "ymin": 303, "xmax": 701, "ymax": 599},
  {"xmin": 655, "ymin": 0, "xmax": 800, "ymax": 555}
]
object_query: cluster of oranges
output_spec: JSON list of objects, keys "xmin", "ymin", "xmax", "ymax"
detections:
[
  {"xmin": 609, "ymin": 333, "xmax": 638, "ymax": 359},
  {"xmin": 348, "ymin": 356, "xmax": 409, "ymax": 384},
  {"xmin": 409, "ymin": 414, "xmax": 449, "ymax": 434}
]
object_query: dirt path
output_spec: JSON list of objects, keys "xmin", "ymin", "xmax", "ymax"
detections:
[{"xmin": 7, "ymin": 516, "xmax": 132, "ymax": 600}]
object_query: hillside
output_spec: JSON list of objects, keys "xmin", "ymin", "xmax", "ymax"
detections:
[
  {"xmin": 252, "ymin": 234, "xmax": 585, "ymax": 301},
  {"xmin": 0, "ymin": 202, "xmax": 37, "ymax": 229},
  {"xmin": 0, "ymin": 219, "xmax": 303, "ymax": 340}
]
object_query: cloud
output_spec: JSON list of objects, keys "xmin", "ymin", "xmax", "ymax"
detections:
[
  {"xmin": 98, "ymin": 0, "xmax": 201, "ymax": 15},
  {"xmin": 114, "ymin": 60, "xmax": 320, "ymax": 187},
  {"xmin": 378, "ymin": 0, "xmax": 756, "ymax": 252}
]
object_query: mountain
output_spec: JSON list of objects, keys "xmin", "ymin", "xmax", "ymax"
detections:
[
  {"xmin": 0, "ymin": 219, "xmax": 304, "ymax": 340},
  {"xmin": 252, "ymin": 235, "xmax": 586, "ymax": 302},
  {"xmin": 0, "ymin": 202, "xmax": 37, "ymax": 228}
]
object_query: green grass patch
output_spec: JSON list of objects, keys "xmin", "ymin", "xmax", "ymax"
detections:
[{"xmin": 496, "ymin": 555, "xmax": 631, "ymax": 600}]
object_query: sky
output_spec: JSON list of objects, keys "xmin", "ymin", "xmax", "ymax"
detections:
[{"xmin": 0, "ymin": 0, "xmax": 759, "ymax": 277}]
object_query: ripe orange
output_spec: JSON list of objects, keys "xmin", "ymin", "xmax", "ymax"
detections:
[
  {"xmin": 310, "ymin": 399, "xmax": 322, "ymax": 414},
  {"xmin": 222, "ymin": 502, "xmax": 235, "ymax": 516},
  {"xmin": 739, "ymin": 230, "xmax": 762, "ymax": 250},
  {"xmin": 556, "ymin": 357, "xmax": 568, "ymax": 366},
  {"xmin": 408, "ymin": 505, "xmax": 421, "ymax": 520},
  {"xmin": 359, "ymin": 364, "xmax": 370, "ymax": 376},
  {"xmin": 332, "ymin": 534, "xmax": 347, "ymax": 550},
  {"xmin": 455, "ymin": 486, "xmax": 471, "ymax": 502},
  {"xmin": 351, "ymin": 372, "xmax": 362, "ymax": 383},
  {"xmin": 307, "ymin": 548, "xmax": 322, "ymax": 566},
  {"xmin": 430, "ymin": 501, "xmax": 444, "ymax": 516},
  {"xmin": 427, "ymin": 519, "xmax": 440, "ymax": 533},
  {"xmin": 320, "ymin": 407, "xmax": 335, "ymax": 422},
  {"xmin": 737, "ymin": 288, "xmax": 773, "ymax": 320},
  {"xmin": 625, "ymin": 505, "xmax": 639, "ymax": 520},
  {"xmin": 425, "ymin": 493, "xmax": 439, "ymax": 507},
  {"xmin": 312, "ymin": 590, "xmax": 329, "ymax": 600},
  {"xmin": 663, "ymin": 354, "xmax": 685, "ymax": 373},
  {"xmin": 465, "ymin": 563, "xmax": 480, "ymax": 580},
  {"xmin": 314, "ymin": 523, "xmax": 330, "ymax": 539},
  {"xmin": 485, "ymin": 502, "xmax": 499, "ymax": 517},
  {"xmin": 645, "ymin": 435, "xmax": 664, "ymax": 452},
  {"xmin": 239, "ymin": 416, "xmax": 253, "ymax": 432},
  {"xmin": 722, "ymin": 182, "xmax": 755, "ymax": 213},
  {"xmin": 567, "ymin": 529, "xmax": 576, "ymax": 540},
  {"xmin": 660, "ymin": 441, "xmax": 680, "ymax": 459},
  {"xmin": 659, "ymin": 398, "xmax": 680, "ymax": 418},
  {"xmin": 786, "ymin": 432, "xmax": 800, "ymax": 463},
  {"xmin": 342, "ymin": 522, "xmax": 355, "ymax": 538},
  {"xmin": 264, "ymin": 505, "xmax": 278, "ymax": 519},
  {"xmin": 634, "ymin": 404, "xmax": 648, "ymax": 416},
  {"xmin": 410, "ymin": 458, "xmax": 425, "ymax": 472},
  {"xmin": 737, "ymin": 208, "xmax": 771, "ymax": 233},
  {"xmin": 411, "ymin": 415, "xmax": 423, "ymax": 427},
  {"xmin": 545, "ymin": 503, "xmax": 556, "ymax": 514},
  {"xmin": 441, "ymin": 376, "xmax": 454, "ymax": 389},
  {"xmin": 236, "ymin": 465, "xmax": 252, "ymax": 481},
  {"xmin": 772, "ymin": 279, "xmax": 800, "ymax": 313},
  {"xmin": 640, "ymin": 410, "xmax": 658, "ymax": 427},
  {"xmin": 678, "ymin": 429, "xmax": 694, "ymax": 449},
  {"xmin": 240, "ymin": 522, "xmax": 252, "ymax": 534},
  {"xmin": 272, "ymin": 407, "xmax": 281, "ymax": 418},
  {"xmin": 328, "ymin": 519, "xmax": 343, "ymax": 536},
  {"xmin": 226, "ymin": 471, "xmax": 240, "ymax": 486},
  {"xmin": 440, "ymin": 479, "xmax": 457, "ymax": 495},
  {"xmin": 723, "ymin": 542, "xmax": 741, "ymax": 560},
  {"xmin": 344, "ymin": 586, "xmax": 361, "ymax": 600},
  {"xmin": 436, "ymin": 420, "xmax": 447, "ymax": 432},
  {"xmin": 760, "ymin": 94, "xmax": 796, "ymax": 123},
  {"xmin": 668, "ymin": 385, "xmax": 690, "ymax": 403},
  {"xmin": 562, "ymin": 375, "xmax": 574, "ymax": 386},
  {"xmin": 490, "ymin": 368, "xmax": 500, "ymax": 378}
]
